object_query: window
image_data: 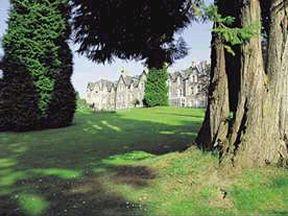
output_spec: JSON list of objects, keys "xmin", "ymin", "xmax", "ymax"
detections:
[{"xmin": 191, "ymin": 87, "xmax": 194, "ymax": 95}]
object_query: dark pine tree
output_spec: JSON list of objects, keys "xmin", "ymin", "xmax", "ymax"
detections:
[
  {"xmin": 72, "ymin": 0, "xmax": 201, "ymax": 106},
  {"xmin": 0, "ymin": 0, "xmax": 76, "ymax": 131}
]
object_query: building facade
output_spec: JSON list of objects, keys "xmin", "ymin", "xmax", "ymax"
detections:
[{"xmin": 85, "ymin": 62, "xmax": 209, "ymax": 111}]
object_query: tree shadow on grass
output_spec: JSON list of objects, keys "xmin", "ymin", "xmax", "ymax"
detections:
[
  {"xmin": 0, "ymin": 172, "xmax": 145, "ymax": 216},
  {"xmin": 111, "ymin": 165, "xmax": 157, "ymax": 188},
  {"xmin": 0, "ymin": 110, "xmax": 203, "ymax": 215}
]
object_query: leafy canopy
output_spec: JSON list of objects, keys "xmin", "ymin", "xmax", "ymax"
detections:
[
  {"xmin": 202, "ymin": 4, "xmax": 260, "ymax": 55},
  {"xmin": 72, "ymin": 0, "xmax": 202, "ymax": 68}
]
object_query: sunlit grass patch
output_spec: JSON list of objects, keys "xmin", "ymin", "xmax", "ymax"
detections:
[
  {"xmin": 102, "ymin": 151, "xmax": 155, "ymax": 166},
  {"xmin": 31, "ymin": 168, "xmax": 82, "ymax": 180},
  {"xmin": 0, "ymin": 171, "xmax": 27, "ymax": 187},
  {"xmin": 0, "ymin": 158, "xmax": 17, "ymax": 168},
  {"xmin": 159, "ymin": 131, "xmax": 175, "ymax": 135},
  {"xmin": 231, "ymin": 168, "xmax": 288, "ymax": 214},
  {"xmin": 17, "ymin": 193, "xmax": 49, "ymax": 216}
]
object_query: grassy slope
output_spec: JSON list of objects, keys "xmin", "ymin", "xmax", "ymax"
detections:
[
  {"xmin": 0, "ymin": 107, "xmax": 287, "ymax": 215},
  {"xmin": 104, "ymin": 150, "xmax": 288, "ymax": 216}
]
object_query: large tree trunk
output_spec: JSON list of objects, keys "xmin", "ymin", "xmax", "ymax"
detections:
[
  {"xmin": 196, "ymin": 0, "xmax": 235, "ymax": 151},
  {"xmin": 196, "ymin": 0, "xmax": 288, "ymax": 167},
  {"xmin": 262, "ymin": 0, "xmax": 288, "ymax": 164},
  {"xmin": 224, "ymin": 0, "xmax": 266, "ymax": 167},
  {"xmin": 196, "ymin": 34, "xmax": 230, "ymax": 151}
]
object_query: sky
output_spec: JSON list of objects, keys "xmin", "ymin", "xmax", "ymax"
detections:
[{"xmin": 0, "ymin": 0, "xmax": 212, "ymax": 97}]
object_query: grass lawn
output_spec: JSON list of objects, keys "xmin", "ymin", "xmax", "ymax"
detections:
[{"xmin": 0, "ymin": 107, "xmax": 287, "ymax": 215}]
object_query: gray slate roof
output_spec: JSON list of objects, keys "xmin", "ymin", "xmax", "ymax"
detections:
[
  {"xmin": 87, "ymin": 79, "xmax": 115, "ymax": 92},
  {"xmin": 87, "ymin": 82, "xmax": 96, "ymax": 91},
  {"xmin": 99, "ymin": 79, "xmax": 114, "ymax": 91},
  {"xmin": 87, "ymin": 70, "xmax": 147, "ymax": 91},
  {"xmin": 169, "ymin": 66, "xmax": 199, "ymax": 82}
]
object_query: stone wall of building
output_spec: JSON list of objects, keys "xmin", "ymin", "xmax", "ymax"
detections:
[{"xmin": 85, "ymin": 61, "xmax": 209, "ymax": 111}]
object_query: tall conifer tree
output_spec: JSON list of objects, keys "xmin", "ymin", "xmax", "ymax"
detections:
[
  {"xmin": 144, "ymin": 67, "xmax": 169, "ymax": 107},
  {"xmin": 72, "ymin": 0, "xmax": 202, "ymax": 106},
  {"xmin": 0, "ymin": 0, "xmax": 76, "ymax": 131}
]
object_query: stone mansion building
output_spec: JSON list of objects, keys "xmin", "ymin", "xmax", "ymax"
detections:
[{"xmin": 85, "ymin": 61, "xmax": 209, "ymax": 111}]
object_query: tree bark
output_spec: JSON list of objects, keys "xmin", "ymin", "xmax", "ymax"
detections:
[
  {"xmin": 196, "ymin": 0, "xmax": 288, "ymax": 167},
  {"xmin": 196, "ymin": 33, "xmax": 230, "ymax": 151},
  {"xmin": 262, "ymin": 0, "xmax": 288, "ymax": 164}
]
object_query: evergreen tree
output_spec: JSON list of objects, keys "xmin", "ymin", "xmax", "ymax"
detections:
[
  {"xmin": 72, "ymin": 0, "xmax": 202, "ymax": 106},
  {"xmin": 0, "ymin": 0, "xmax": 76, "ymax": 131},
  {"xmin": 72, "ymin": 0, "xmax": 198, "ymax": 66},
  {"xmin": 144, "ymin": 67, "xmax": 169, "ymax": 107}
]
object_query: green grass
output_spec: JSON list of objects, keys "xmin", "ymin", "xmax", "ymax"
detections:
[{"xmin": 0, "ymin": 107, "xmax": 287, "ymax": 216}]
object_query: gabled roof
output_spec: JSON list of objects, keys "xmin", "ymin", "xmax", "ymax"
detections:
[
  {"xmin": 87, "ymin": 69, "xmax": 148, "ymax": 92},
  {"xmin": 87, "ymin": 79, "xmax": 115, "ymax": 92},
  {"xmin": 181, "ymin": 66, "xmax": 199, "ymax": 78},
  {"xmin": 87, "ymin": 82, "xmax": 96, "ymax": 91},
  {"xmin": 122, "ymin": 75, "xmax": 133, "ymax": 86},
  {"xmin": 116, "ymin": 70, "xmax": 147, "ymax": 89},
  {"xmin": 169, "ymin": 65, "xmax": 200, "ymax": 82},
  {"xmin": 132, "ymin": 71, "xmax": 146, "ymax": 88},
  {"xmin": 99, "ymin": 79, "xmax": 114, "ymax": 90},
  {"xmin": 169, "ymin": 71, "xmax": 183, "ymax": 82}
]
